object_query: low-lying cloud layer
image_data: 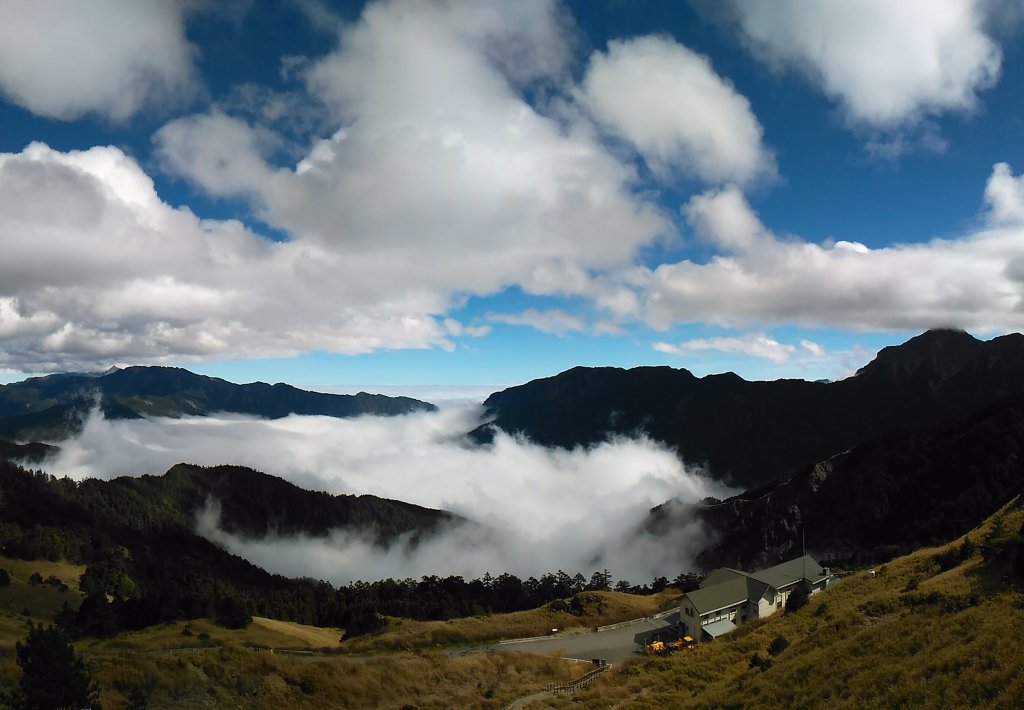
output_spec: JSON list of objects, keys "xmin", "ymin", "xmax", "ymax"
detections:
[{"xmin": 49, "ymin": 404, "xmax": 728, "ymax": 585}]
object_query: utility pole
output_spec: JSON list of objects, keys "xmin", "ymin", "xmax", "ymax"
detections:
[{"xmin": 802, "ymin": 528, "xmax": 806, "ymax": 581}]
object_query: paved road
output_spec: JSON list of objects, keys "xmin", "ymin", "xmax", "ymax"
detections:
[{"xmin": 496, "ymin": 615, "xmax": 679, "ymax": 665}]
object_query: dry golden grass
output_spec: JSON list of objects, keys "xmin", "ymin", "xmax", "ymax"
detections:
[
  {"xmin": 340, "ymin": 589, "xmax": 677, "ymax": 654},
  {"xmin": 7, "ymin": 503, "xmax": 1022, "ymax": 709},
  {"xmin": 0, "ymin": 554, "xmax": 85, "ymax": 691},
  {"xmin": 0, "ymin": 612, "xmax": 590, "ymax": 709},
  {"xmin": 83, "ymin": 645, "xmax": 586, "ymax": 710},
  {"xmin": 1, "ymin": 588, "xmax": 666, "ymax": 708},
  {"xmin": 530, "ymin": 498, "xmax": 1024, "ymax": 709},
  {"xmin": 72, "ymin": 617, "xmax": 342, "ymax": 657},
  {"xmin": 0, "ymin": 557, "xmax": 85, "ymax": 589},
  {"xmin": 249, "ymin": 616, "xmax": 345, "ymax": 648},
  {"xmin": 0, "ymin": 556, "xmax": 84, "ymax": 625}
]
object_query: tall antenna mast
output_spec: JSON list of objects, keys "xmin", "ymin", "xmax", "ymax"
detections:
[{"xmin": 802, "ymin": 528, "xmax": 806, "ymax": 581}]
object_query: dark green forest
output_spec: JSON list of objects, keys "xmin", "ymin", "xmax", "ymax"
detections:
[{"xmin": 0, "ymin": 459, "xmax": 675, "ymax": 639}]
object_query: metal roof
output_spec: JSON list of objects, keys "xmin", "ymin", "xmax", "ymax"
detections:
[
  {"xmin": 684, "ymin": 575, "xmax": 768, "ymax": 615},
  {"xmin": 702, "ymin": 619, "xmax": 737, "ymax": 638},
  {"xmin": 699, "ymin": 567, "xmax": 747, "ymax": 588},
  {"xmin": 682, "ymin": 555, "xmax": 826, "ymax": 616},
  {"xmin": 749, "ymin": 555, "xmax": 826, "ymax": 590}
]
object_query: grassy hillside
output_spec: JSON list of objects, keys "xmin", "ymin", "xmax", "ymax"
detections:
[
  {"xmin": 340, "ymin": 590, "xmax": 675, "ymax": 654},
  {"xmin": 3, "ymin": 498, "xmax": 1023, "ymax": 708},
  {"xmin": 553, "ymin": 498, "xmax": 1024, "ymax": 709},
  {"xmin": 0, "ymin": 557, "xmax": 86, "ymax": 692},
  {"xmin": 0, "ymin": 586, "xmax": 673, "ymax": 709}
]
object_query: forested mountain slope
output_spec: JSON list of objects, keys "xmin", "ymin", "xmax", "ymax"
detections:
[
  {"xmin": 0, "ymin": 460, "xmax": 461, "ymax": 632},
  {"xmin": 646, "ymin": 393, "xmax": 1024, "ymax": 570},
  {"xmin": 474, "ymin": 329, "xmax": 1024, "ymax": 488}
]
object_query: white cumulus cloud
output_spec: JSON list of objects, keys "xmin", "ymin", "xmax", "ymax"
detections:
[
  {"xmin": 0, "ymin": 0, "xmax": 199, "ymax": 121},
  {"xmin": 643, "ymin": 170, "xmax": 1024, "ymax": 332},
  {"xmin": 0, "ymin": 142, "xmax": 460, "ymax": 371},
  {"xmin": 147, "ymin": 0, "xmax": 674, "ymax": 361},
  {"xmin": 723, "ymin": 0, "xmax": 1001, "ymax": 129},
  {"xmin": 578, "ymin": 35, "xmax": 774, "ymax": 184}
]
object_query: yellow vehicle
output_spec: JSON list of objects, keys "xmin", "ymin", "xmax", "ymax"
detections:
[
  {"xmin": 644, "ymin": 636, "xmax": 695, "ymax": 656},
  {"xmin": 644, "ymin": 640, "xmax": 668, "ymax": 655},
  {"xmin": 675, "ymin": 635, "xmax": 695, "ymax": 651}
]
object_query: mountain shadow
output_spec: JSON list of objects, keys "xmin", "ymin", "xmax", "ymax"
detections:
[
  {"xmin": 472, "ymin": 329, "xmax": 1024, "ymax": 488},
  {"xmin": 646, "ymin": 393, "xmax": 1024, "ymax": 571}
]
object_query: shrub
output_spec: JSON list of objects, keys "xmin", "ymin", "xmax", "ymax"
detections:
[
  {"xmin": 785, "ymin": 586, "xmax": 809, "ymax": 613},
  {"xmin": 748, "ymin": 652, "xmax": 773, "ymax": 672},
  {"xmin": 215, "ymin": 596, "xmax": 253, "ymax": 630},
  {"xmin": 934, "ymin": 549, "xmax": 959, "ymax": 572},
  {"xmin": 767, "ymin": 636, "xmax": 790, "ymax": 656},
  {"xmin": 0, "ymin": 568, "xmax": 9, "ymax": 586},
  {"xmin": 959, "ymin": 538, "xmax": 976, "ymax": 561}
]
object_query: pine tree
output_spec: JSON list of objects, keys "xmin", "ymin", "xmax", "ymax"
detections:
[{"xmin": 15, "ymin": 623, "xmax": 100, "ymax": 710}]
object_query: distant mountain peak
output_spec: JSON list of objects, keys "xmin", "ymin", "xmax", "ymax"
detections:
[
  {"xmin": 0, "ymin": 365, "xmax": 437, "ymax": 443},
  {"xmin": 475, "ymin": 329, "xmax": 1024, "ymax": 489},
  {"xmin": 855, "ymin": 328, "xmax": 982, "ymax": 382}
]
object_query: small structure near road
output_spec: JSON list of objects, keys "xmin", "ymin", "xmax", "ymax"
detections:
[{"xmin": 677, "ymin": 555, "xmax": 834, "ymax": 642}]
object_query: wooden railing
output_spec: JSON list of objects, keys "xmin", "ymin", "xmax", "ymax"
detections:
[{"xmin": 545, "ymin": 663, "xmax": 609, "ymax": 694}]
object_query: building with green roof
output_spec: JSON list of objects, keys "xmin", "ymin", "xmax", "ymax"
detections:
[{"xmin": 678, "ymin": 555, "xmax": 832, "ymax": 642}]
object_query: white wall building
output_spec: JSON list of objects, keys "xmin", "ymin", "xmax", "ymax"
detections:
[{"xmin": 678, "ymin": 555, "xmax": 832, "ymax": 642}]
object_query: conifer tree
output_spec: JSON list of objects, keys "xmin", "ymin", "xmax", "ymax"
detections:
[{"xmin": 14, "ymin": 623, "xmax": 100, "ymax": 710}]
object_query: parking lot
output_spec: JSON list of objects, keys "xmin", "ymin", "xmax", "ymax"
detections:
[{"xmin": 495, "ymin": 613, "xmax": 680, "ymax": 664}]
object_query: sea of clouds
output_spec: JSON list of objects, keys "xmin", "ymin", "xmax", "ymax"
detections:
[{"xmin": 47, "ymin": 398, "xmax": 730, "ymax": 586}]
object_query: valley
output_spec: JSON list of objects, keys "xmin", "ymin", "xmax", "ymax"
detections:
[
  {"xmin": 1, "ymin": 329, "xmax": 1024, "ymax": 707},
  {"xmin": 1, "ymin": 498, "xmax": 1021, "ymax": 708}
]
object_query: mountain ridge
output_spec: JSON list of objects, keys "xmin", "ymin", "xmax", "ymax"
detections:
[
  {"xmin": 473, "ymin": 329, "xmax": 1024, "ymax": 488},
  {"xmin": 0, "ymin": 365, "xmax": 436, "ymax": 442},
  {"xmin": 644, "ymin": 391, "xmax": 1024, "ymax": 571}
]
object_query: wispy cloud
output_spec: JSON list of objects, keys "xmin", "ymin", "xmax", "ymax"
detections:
[
  {"xmin": 487, "ymin": 308, "xmax": 586, "ymax": 335},
  {"xmin": 654, "ymin": 333, "xmax": 797, "ymax": 364}
]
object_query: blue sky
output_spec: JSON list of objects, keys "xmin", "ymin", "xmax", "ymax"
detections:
[{"xmin": 1, "ymin": 0, "xmax": 1024, "ymax": 389}]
